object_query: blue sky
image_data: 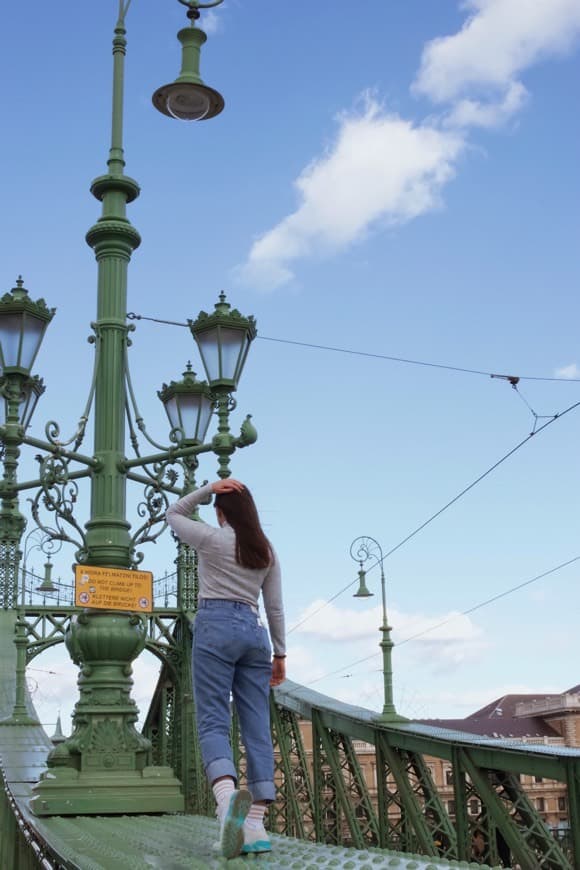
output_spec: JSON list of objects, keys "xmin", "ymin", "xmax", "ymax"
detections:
[{"xmin": 2, "ymin": 0, "xmax": 580, "ymax": 731}]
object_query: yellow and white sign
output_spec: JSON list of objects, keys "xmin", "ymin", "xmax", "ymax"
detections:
[{"xmin": 74, "ymin": 565, "xmax": 153, "ymax": 613}]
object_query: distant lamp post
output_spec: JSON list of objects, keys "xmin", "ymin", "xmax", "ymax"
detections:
[
  {"xmin": 350, "ymin": 536, "xmax": 407, "ymax": 724},
  {"xmin": 5, "ymin": 527, "xmax": 60, "ymax": 726},
  {"xmin": 36, "ymin": 556, "xmax": 58, "ymax": 595}
]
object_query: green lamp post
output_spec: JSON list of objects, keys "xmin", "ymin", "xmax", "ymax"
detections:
[
  {"xmin": 0, "ymin": 0, "xmax": 258, "ymax": 816},
  {"xmin": 350, "ymin": 536, "xmax": 407, "ymax": 724}
]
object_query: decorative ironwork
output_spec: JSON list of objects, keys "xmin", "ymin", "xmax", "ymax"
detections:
[
  {"xmin": 30, "ymin": 453, "xmax": 87, "ymax": 560},
  {"xmin": 131, "ymin": 483, "xmax": 170, "ymax": 551},
  {"xmin": 0, "ymin": 542, "xmax": 20, "ymax": 610}
]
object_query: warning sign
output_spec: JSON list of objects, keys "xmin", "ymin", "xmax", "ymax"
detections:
[{"xmin": 74, "ymin": 565, "xmax": 153, "ymax": 613}]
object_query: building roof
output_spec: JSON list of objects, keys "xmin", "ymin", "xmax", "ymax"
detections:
[{"xmin": 419, "ymin": 692, "xmax": 563, "ymax": 740}]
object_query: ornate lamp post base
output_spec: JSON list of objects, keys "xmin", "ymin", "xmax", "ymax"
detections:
[
  {"xmin": 374, "ymin": 710, "xmax": 409, "ymax": 725},
  {"xmin": 0, "ymin": 712, "xmax": 40, "ymax": 726},
  {"xmin": 29, "ymin": 610, "xmax": 184, "ymax": 816},
  {"xmin": 29, "ymin": 766, "xmax": 184, "ymax": 816}
]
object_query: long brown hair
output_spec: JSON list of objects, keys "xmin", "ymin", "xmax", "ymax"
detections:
[{"xmin": 214, "ymin": 487, "xmax": 272, "ymax": 569}]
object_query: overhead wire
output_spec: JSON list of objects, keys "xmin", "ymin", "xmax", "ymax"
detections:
[
  {"xmin": 126, "ymin": 313, "xmax": 580, "ymax": 383},
  {"xmin": 128, "ymin": 310, "xmax": 580, "ymax": 650},
  {"xmin": 288, "ymin": 397, "xmax": 580, "ymax": 635},
  {"xmin": 257, "ymin": 335, "xmax": 580, "ymax": 383},
  {"xmin": 306, "ymin": 553, "xmax": 580, "ymax": 686}
]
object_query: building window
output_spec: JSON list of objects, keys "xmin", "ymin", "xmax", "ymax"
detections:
[
  {"xmin": 445, "ymin": 768, "xmax": 454, "ymax": 786},
  {"xmin": 558, "ymin": 797, "xmax": 567, "ymax": 812},
  {"xmin": 469, "ymin": 799, "xmax": 481, "ymax": 816},
  {"xmin": 534, "ymin": 776, "xmax": 543, "ymax": 784},
  {"xmin": 447, "ymin": 800, "xmax": 456, "ymax": 817},
  {"xmin": 536, "ymin": 798, "xmax": 546, "ymax": 812}
]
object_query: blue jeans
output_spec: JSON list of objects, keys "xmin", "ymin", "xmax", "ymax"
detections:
[{"xmin": 192, "ymin": 599, "xmax": 275, "ymax": 803}]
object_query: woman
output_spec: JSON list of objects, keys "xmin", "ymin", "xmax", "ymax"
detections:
[{"xmin": 166, "ymin": 478, "xmax": 286, "ymax": 859}]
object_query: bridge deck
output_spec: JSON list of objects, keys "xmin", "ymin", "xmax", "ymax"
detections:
[{"xmin": 0, "ymin": 611, "xmax": 492, "ymax": 868}]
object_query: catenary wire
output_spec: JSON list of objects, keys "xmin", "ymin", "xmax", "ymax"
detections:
[
  {"xmin": 288, "ymin": 398, "xmax": 580, "ymax": 634},
  {"xmin": 258, "ymin": 335, "xmax": 580, "ymax": 383},
  {"xmin": 126, "ymin": 313, "xmax": 580, "ymax": 383},
  {"xmin": 306, "ymin": 554, "xmax": 580, "ymax": 686}
]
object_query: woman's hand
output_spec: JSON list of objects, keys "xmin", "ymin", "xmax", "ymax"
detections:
[
  {"xmin": 270, "ymin": 657, "xmax": 286, "ymax": 687},
  {"xmin": 211, "ymin": 479, "xmax": 245, "ymax": 494}
]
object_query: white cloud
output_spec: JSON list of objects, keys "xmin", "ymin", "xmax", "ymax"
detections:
[
  {"xmin": 444, "ymin": 80, "xmax": 528, "ymax": 129},
  {"xmin": 200, "ymin": 11, "xmax": 222, "ymax": 36},
  {"xmin": 414, "ymin": 0, "xmax": 580, "ymax": 104},
  {"xmin": 235, "ymin": 96, "xmax": 464, "ymax": 290},
  {"xmin": 236, "ymin": 1, "xmax": 580, "ymax": 290},
  {"xmin": 293, "ymin": 599, "xmax": 385, "ymax": 642},
  {"xmin": 293, "ymin": 600, "xmax": 486, "ymax": 674},
  {"xmin": 555, "ymin": 362, "xmax": 580, "ymax": 379},
  {"xmin": 285, "ymin": 644, "xmax": 328, "ymax": 687}
]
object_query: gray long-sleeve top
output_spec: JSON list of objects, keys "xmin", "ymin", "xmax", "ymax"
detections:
[{"xmin": 166, "ymin": 483, "xmax": 285, "ymax": 656}]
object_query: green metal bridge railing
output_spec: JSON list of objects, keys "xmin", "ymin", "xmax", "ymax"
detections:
[{"xmin": 1, "ymin": 589, "xmax": 579, "ymax": 868}]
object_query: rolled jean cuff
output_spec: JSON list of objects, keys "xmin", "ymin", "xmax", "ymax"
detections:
[
  {"xmin": 206, "ymin": 757, "xmax": 238, "ymax": 786},
  {"xmin": 248, "ymin": 779, "xmax": 276, "ymax": 803}
]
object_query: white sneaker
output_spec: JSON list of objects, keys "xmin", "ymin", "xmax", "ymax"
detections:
[
  {"xmin": 241, "ymin": 822, "xmax": 272, "ymax": 854},
  {"xmin": 218, "ymin": 789, "xmax": 252, "ymax": 859}
]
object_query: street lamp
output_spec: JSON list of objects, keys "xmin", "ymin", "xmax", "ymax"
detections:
[
  {"xmin": 0, "ymin": 276, "xmax": 54, "ymax": 376},
  {"xmin": 152, "ymin": 0, "xmax": 225, "ymax": 121},
  {"xmin": 0, "ymin": 0, "xmax": 257, "ymax": 817},
  {"xmin": 189, "ymin": 292, "xmax": 257, "ymax": 392},
  {"xmin": 189, "ymin": 292, "xmax": 258, "ymax": 477},
  {"xmin": 158, "ymin": 363, "xmax": 213, "ymax": 445},
  {"xmin": 350, "ymin": 536, "xmax": 407, "ymax": 724}
]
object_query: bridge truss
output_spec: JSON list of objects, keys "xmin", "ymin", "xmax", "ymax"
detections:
[{"xmin": 0, "ymin": 565, "xmax": 578, "ymax": 868}]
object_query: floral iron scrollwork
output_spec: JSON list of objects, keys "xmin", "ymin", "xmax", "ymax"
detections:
[{"xmin": 30, "ymin": 451, "xmax": 87, "ymax": 562}]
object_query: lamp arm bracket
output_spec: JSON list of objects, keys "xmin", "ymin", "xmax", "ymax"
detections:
[
  {"xmin": 21, "ymin": 435, "xmax": 99, "ymax": 469},
  {"xmin": 41, "ymin": 416, "xmax": 91, "ymax": 451},
  {"xmin": 126, "ymin": 471, "xmax": 182, "ymax": 496},
  {"xmin": 350, "ymin": 535, "xmax": 384, "ymax": 570},
  {"xmin": 13, "ymin": 467, "xmax": 92, "ymax": 493},
  {"xmin": 124, "ymin": 350, "xmax": 186, "ymax": 454},
  {"xmin": 121, "ymin": 441, "xmax": 212, "ymax": 471}
]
